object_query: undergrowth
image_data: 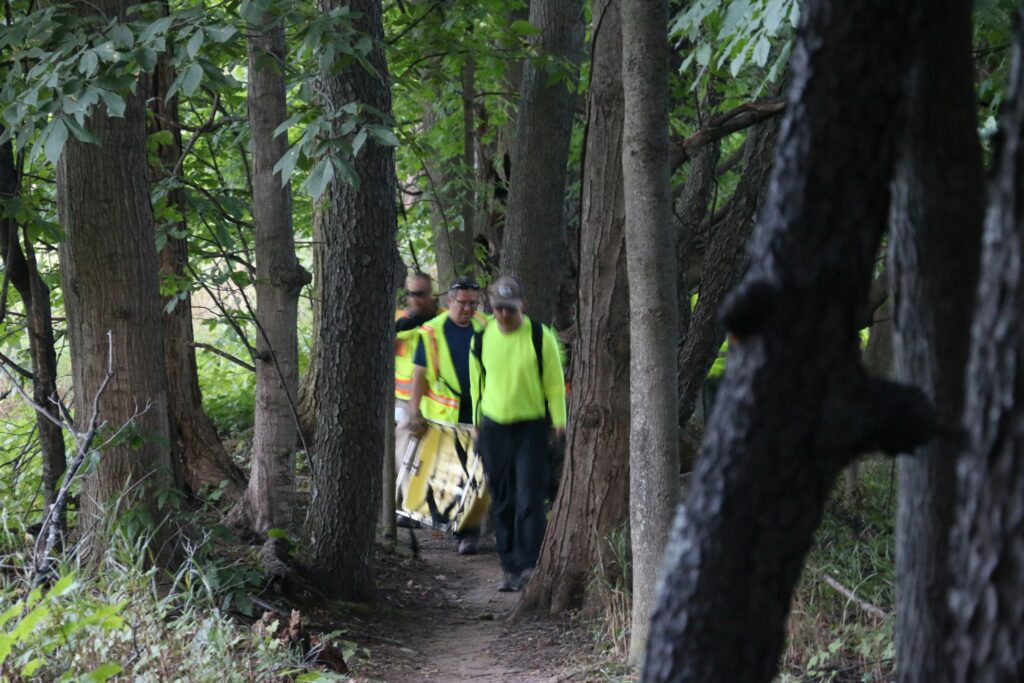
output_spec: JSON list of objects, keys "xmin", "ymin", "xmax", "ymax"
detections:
[{"xmin": 0, "ymin": 508, "xmax": 348, "ymax": 682}]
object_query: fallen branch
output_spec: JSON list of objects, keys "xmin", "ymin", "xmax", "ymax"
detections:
[{"xmin": 820, "ymin": 573, "xmax": 890, "ymax": 620}]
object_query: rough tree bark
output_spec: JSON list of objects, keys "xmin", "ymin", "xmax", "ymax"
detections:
[
  {"xmin": 232, "ymin": 10, "xmax": 311, "ymax": 534},
  {"xmin": 56, "ymin": 0, "xmax": 177, "ymax": 565},
  {"xmin": 677, "ymin": 119, "xmax": 778, "ymax": 434},
  {"xmin": 303, "ymin": 0, "xmax": 399, "ymax": 599},
  {"xmin": 143, "ymin": 16, "xmax": 246, "ymax": 501},
  {"xmin": 621, "ymin": 0, "xmax": 678, "ymax": 662},
  {"xmin": 517, "ymin": 0, "xmax": 630, "ymax": 615},
  {"xmin": 642, "ymin": 2, "xmax": 931, "ymax": 681},
  {"xmin": 500, "ymin": 0, "xmax": 584, "ymax": 324},
  {"xmin": 948, "ymin": 20, "xmax": 1024, "ymax": 683},
  {"xmin": 0, "ymin": 141, "xmax": 66, "ymax": 511},
  {"xmin": 889, "ymin": 3, "xmax": 984, "ymax": 680}
]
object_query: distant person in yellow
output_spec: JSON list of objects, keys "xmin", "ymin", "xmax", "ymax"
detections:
[
  {"xmin": 394, "ymin": 271, "xmax": 437, "ymax": 512},
  {"xmin": 405, "ymin": 276, "xmax": 487, "ymax": 554},
  {"xmin": 470, "ymin": 276, "xmax": 566, "ymax": 592}
]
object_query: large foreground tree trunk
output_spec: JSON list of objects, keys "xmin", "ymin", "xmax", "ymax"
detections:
[
  {"xmin": 517, "ymin": 0, "xmax": 630, "ymax": 615},
  {"xmin": 500, "ymin": 0, "xmax": 584, "ymax": 324},
  {"xmin": 642, "ymin": 2, "xmax": 928, "ymax": 680},
  {"xmin": 0, "ymin": 141, "xmax": 66, "ymax": 512},
  {"xmin": 143, "ymin": 16, "xmax": 246, "ymax": 502},
  {"xmin": 233, "ymin": 11, "xmax": 311, "ymax": 534},
  {"xmin": 303, "ymin": 0, "xmax": 398, "ymax": 599},
  {"xmin": 948, "ymin": 21, "xmax": 1024, "ymax": 682},
  {"xmin": 56, "ymin": 0, "xmax": 177, "ymax": 564},
  {"xmin": 621, "ymin": 0, "xmax": 678, "ymax": 662},
  {"xmin": 889, "ymin": 2, "xmax": 983, "ymax": 680}
]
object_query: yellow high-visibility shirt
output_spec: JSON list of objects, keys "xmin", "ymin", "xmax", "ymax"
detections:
[{"xmin": 470, "ymin": 316, "xmax": 566, "ymax": 428}]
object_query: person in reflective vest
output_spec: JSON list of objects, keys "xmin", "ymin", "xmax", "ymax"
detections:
[
  {"xmin": 394, "ymin": 271, "xmax": 438, "ymax": 508},
  {"xmin": 406, "ymin": 276, "xmax": 487, "ymax": 553},
  {"xmin": 470, "ymin": 276, "xmax": 566, "ymax": 591}
]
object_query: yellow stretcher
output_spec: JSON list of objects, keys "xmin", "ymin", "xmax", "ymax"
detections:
[{"xmin": 396, "ymin": 420, "xmax": 490, "ymax": 533}]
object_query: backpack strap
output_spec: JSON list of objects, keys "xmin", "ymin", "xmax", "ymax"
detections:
[{"xmin": 531, "ymin": 318, "xmax": 550, "ymax": 424}]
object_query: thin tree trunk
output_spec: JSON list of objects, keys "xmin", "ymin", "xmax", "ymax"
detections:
[
  {"xmin": 0, "ymin": 141, "xmax": 66, "ymax": 514},
  {"xmin": 642, "ymin": 2, "xmax": 928, "ymax": 680},
  {"xmin": 57, "ymin": 0, "xmax": 178, "ymax": 564},
  {"xmin": 517, "ymin": 0, "xmax": 629, "ymax": 615},
  {"xmin": 677, "ymin": 120, "xmax": 778, "ymax": 431},
  {"xmin": 948, "ymin": 19, "xmax": 1024, "ymax": 682},
  {"xmin": 621, "ymin": 0, "xmax": 678, "ymax": 662},
  {"xmin": 303, "ymin": 0, "xmax": 398, "ymax": 599},
  {"xmin": 143, "ymin": 16, "xmax": 246, "ymax": 501},
  {"xmin": 890, "ymin": 5, "xmax": 984, "ymax": 679},
  {"xmin": 233, "ymin": 11, "xmax": 310, "ymax": 534},
  {"xmin": 501, "ymin": 0, "xmax": 584, "ymax": 324}
]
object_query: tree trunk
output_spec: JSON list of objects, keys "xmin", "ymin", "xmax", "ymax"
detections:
[
  {"xmin": 948, "ymin": 20, "xmax": 1024, "ymax": 683},
  {"xmin": 621, "ymin": 0, "xmax": 678, "ymax": 662},
  {"xmin": 56, "ymin": 0, "xmax": 178, "ymax": 564},
  {"xmin": 517, "ymin": 0, "xmax": 629, "ymax": 615},
  {"xmin": 677, "ymin": 119, "xmax": 778, "ymax": 430},
  {"xmin": 143, "ymin": 20, "xmax": 246, "ymax": 502},
  {"xmin": 500, "ymin": 0, "xmax": 584, "ymax": 324},
  {"xmin": 642, "ymin": 2, "xmax": 927, "ymax": 680},
  {"xmin": 297, "ymin": 209, "xmax": 326, "ymax": 444},
  {"xmin": 422, "ymin": 102, "xmax": 461, "ymax": 287},
  {"xmin": 303, "ymin": 0, "xmax": 398, "ymax": 599},
  {"xmin": 890, "ymin": 5, "xmax": 983, "ymax": 680},
  {"xmin": 0, "ymin": 141, "xmax": 66, "ymax": 513},
  {"xmin": 232, "ymin": 11, "xmax": 311, "ymax": 534}
]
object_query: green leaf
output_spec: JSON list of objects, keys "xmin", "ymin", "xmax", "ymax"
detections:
[
  {"xmin": 181, "ymin": 63, "xmax": 203, "ymax": 97},
  {"xmin": 695, "ymin": 43, "xmax": 711, "ymax": 67},
  {"xmin": 272, "ymin": 143, "xmax": 302, "ymax": 185},
  {"xmin": 87, "ymin": 663, "xmax": 123, "ymax": 682},
  {"xmin": 45, "ymin": 119, "xmax": 68, "ymax": 164},
  {"xmin": 306, "ymin": 156, "xmax": 335, "ymax": 199},
  {"xmin": 752, "ymin": 35, "xmax": 771, "ymax": 67},
  {"xmin": 133, "ymin": 47, "xmax": 158, "ymax": 72},
  {"xmin": 21, "ymin": 658, "xmax": 45, "ymax": 677},
  {"xmin": 365, "ymin": 124, "xmax": 398, "ymax": 147},
  {"xmin": 79, "ymin": 50, "xmax": 99, "ymax": 76},
  {"xmin": 109, "ymin": 24, "xmax": 134, "ymax": 49},
  {"xmin": 351, "ymin": 128, "xmax": 367, "ymax": 156},
  {"xmin": 139, "ymin": 16, "xmax": 174, "ymax": 44},
  {"xmin": 206, "ymin": 26, "xmax": 237, "ymax": 43},
  {"xmin": 100, "ymin": 90, "xmax": 126, "ymax": 118},
  {"xmin": 187, "ymin": 29, "xmax": 204, "ymax": 58},
  {"xmin": 510, "ymin": 19, "xmax": 539, "ymax": 35},
  {"xmin": 763, "ymin": 0, "xmax": 788, "ymax": 34}
]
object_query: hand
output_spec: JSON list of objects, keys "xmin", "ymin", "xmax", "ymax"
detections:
[
  {"xmin": 554, "ymin": 426, "xmax": 565, "ymax": 440},
  {"xmin": 407, "ymin": 413, "xmax": 428, "ymax": 438}
]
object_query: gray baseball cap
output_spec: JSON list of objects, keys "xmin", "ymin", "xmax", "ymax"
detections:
[{"xmin": 489, "ymin": 276, "xmax": 524, "ymax": 307}]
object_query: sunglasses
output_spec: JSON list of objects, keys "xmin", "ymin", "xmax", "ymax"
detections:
[
  {"xmin": 494, "ymin": 304, "xmax": 519, "ymax": 313},
  {"xmin": 449, "ymin": 280, "xmax": 481, "ymax": 291},
  {"xmin": 406, "ymin": 290, "xmax": 429, "ymax": 297}
]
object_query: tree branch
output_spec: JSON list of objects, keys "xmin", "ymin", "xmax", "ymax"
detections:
[
  {"xmin": 670, "ymin": 98, "xmax": 786, "ymax": 172},
  {"xmin": 189, "ymin": 341, "xmax": 256, "ymax": 372}
]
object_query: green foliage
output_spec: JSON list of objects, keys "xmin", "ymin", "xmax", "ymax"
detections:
[{"xmin": 671, "ymin": 0, "xmax": 799, "ymax": 92}]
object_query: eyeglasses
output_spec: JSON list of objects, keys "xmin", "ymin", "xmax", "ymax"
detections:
[
  {"xmin": 494, "ymin": 304, "xmax": 518, "ymax": 313},
  {"xmin": 451, "ymin": 298, "xmax": 479, "ymax": 308},
  {"xmin": 406, "ymin": 290, "xmax": 429, "ymax": 297}
]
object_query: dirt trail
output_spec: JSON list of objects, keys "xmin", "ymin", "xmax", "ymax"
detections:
[{"xmin": 349, "ymin": 531, "xmax": 581, "ymax": 682}]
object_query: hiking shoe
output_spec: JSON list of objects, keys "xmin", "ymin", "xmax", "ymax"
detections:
[
  {"xmin": 458, "ymin": 538, "xmax": 478, "ymax": 556},
  {"xmin": 518, "ymin": 567, "xmax": 534, "ymax": 589},
  {"xmin": 498, "ymin": 572, "xmax": 520, "ymax": 592}
]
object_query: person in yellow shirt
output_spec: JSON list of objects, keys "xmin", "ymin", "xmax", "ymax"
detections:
[
  {"xmin": 470, "ymin": 276, "xmax": 566, "ymax": 592},
  {"xmin": 394, "ymin": 272, "xmax": 437, "ymax": 514}
]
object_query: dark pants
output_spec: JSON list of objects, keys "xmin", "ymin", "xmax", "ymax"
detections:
[{"xmin": 478, "ymin": 418, "xmax": 549, "ymax": 575}]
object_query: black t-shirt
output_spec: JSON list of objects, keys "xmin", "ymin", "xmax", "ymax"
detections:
[{"xmin": 414, "ymin": 317, "xmax": 474, "ymax": 423}]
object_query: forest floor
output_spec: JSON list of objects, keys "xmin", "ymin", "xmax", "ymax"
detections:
[{"xmin": 333, "ymin": 530, "xmax": 623, "ymax": 682}]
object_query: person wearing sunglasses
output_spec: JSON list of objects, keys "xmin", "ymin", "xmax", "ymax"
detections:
[
  {"xmin": 405, "ymin": 276, "xmax": 487, "ymax": 554},
  {"xmin": 394, "ymin": 271, "xmax": 439, "ymax": 513},
  {"xmin": 469, "ymin": 276, "xmax": 566, "ymax": 591}
]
